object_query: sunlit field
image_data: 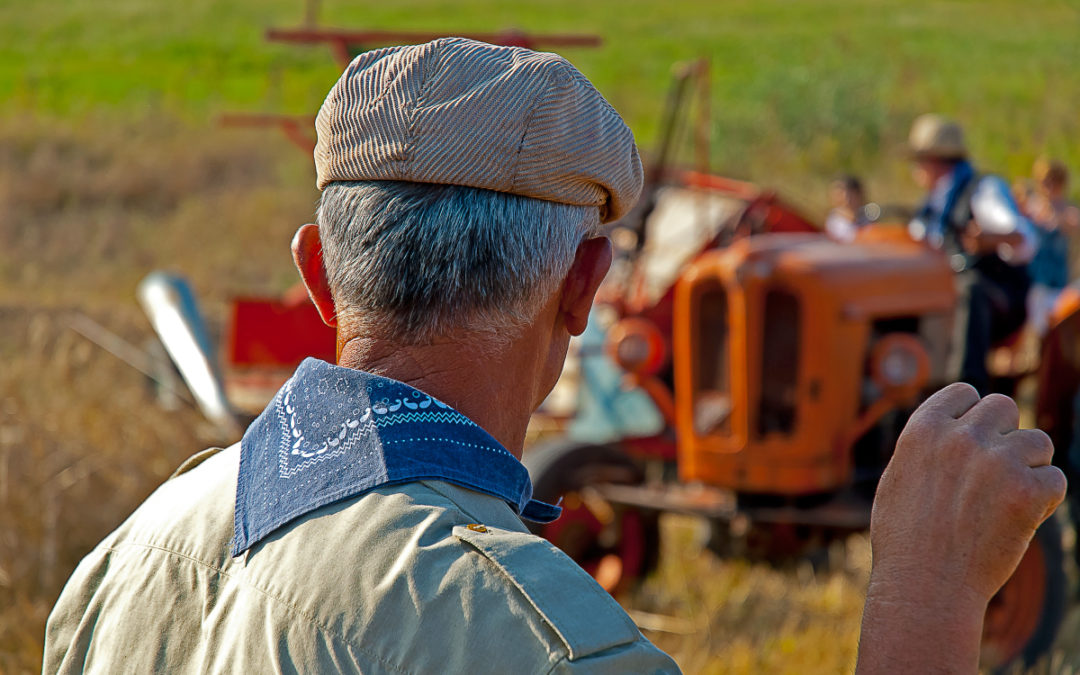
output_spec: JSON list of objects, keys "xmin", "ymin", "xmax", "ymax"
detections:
[{"xmin": 3, "ymin": 0, "xmax": 1080, "ymax": 672}]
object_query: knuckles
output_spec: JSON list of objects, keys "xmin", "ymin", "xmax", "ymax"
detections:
[
  {"xmin": 999, "ymin": 428, "xmax": 1055, "ymax": 466},
  {"xmin": 1043, "ymin": 468, "xmax": 1069, "ymax": 507},
  {"xmin": 1022, "ymin": 428, "xmax": 1054, "ymax": 457},
  {"xmin": 978, "ymin": 392, "xmax": 1018, "ymax": 417},
  {"xmin": 976, "ymin": 463, "xmax": 1065, "ymax": 532},
  {"xmin": 925, "ymin": 421, "xmax": 983, "ymax": 466},
  {"xmin": 938, "ymin": 381, "xmax": 980, "ymax": 400},
  {"xmin": 933, "ymin": 381, "xmax": 981, "ymax": 409},
  {"xmin": 950, "ymin": 423, "xmax": 983, "ymax": 451}
]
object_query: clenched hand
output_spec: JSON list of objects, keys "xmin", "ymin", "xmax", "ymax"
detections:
[{"xmin": 856, "ymin": 383, "xmax": 1067, "ymax": 674}]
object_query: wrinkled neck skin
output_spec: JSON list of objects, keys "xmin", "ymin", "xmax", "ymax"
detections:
[
  {"xmin": 334, "ymin": 301, "xmax": 565, "ymax": 459},
  {"xmin": 287, "ymin": 224, "xmax": 599, "ymax": 458}
]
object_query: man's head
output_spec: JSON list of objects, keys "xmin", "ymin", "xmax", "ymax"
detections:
[
  {"xmin": 829, "ymin": 174, "xmax": 864, "ymax": 211},
  {"xmin": 908, "ymin": 113, "xmax": 968, "ymax": 190},
  {"xmin": 291, "ymin": 39, "xmax": 641, "ymax": 416},
  {"xmin": 1034, "ymin": 157, "xmax": 1069, "ymax": 199}
]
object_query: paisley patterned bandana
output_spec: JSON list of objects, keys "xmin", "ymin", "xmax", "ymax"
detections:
[{"xmin": 232, "ymin": 358, "xmax": 560, "ymax": 555}]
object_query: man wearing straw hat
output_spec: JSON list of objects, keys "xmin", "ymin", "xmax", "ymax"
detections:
[
  {"xmin": 44, "ymin": 41, "xmax": 1064, "ymax": 674},
  {"xmin": 907, "ymin": 113, "xmax": 1036, "ymax": 395}
]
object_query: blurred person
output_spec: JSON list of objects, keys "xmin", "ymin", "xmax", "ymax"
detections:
[
  {"xmin": 43, "ymin": 42, "xmax": 1064, "ymax": 674},
  {"xmin": 907, "ymin": 113, "xmax": 1036, "ymax": 395},
  {"xmin": 1029, "ymin": 158, "xmax": 1080, "ymax": 238},
  {"xmin": 824, "ymin": 174, "xmax": 868, "ymax": 242},
  {"xmin": 1012, "ymin": 177, "xmax": 1036, "ymax": 215},
  {"xmin": 1025, "ymin": 158, "xmax": 1080, "ymax": 336}
]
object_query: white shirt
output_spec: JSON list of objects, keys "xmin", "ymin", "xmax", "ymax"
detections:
[
  {"xmin": 909, "ymin": 170, "xmax": 1036, "ymax": 263},
  {"xmin": 825, "ymin": 210, "xmax": 860, "ymax": 243}
]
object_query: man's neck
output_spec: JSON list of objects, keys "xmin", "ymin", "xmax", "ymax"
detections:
[{"xmin": 336, "ymin": 333, "xmax": 538, "ymax": 457}]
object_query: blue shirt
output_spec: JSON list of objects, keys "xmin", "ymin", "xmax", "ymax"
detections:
[
  {"xmin": 232, "ymin": 357, "xmax": 561, "ymax": 555},
  {"xmin": 1029, "ymin": 225, "xmax": 1070, "ymax": 289}
]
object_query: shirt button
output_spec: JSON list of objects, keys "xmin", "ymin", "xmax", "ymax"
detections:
[{"xmin": 466, "ymin": 523, "xmax": 489, "ymax": 533}]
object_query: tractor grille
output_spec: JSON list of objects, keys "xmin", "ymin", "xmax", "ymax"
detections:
[
  {"xmin": 693, "ymin": 281, "xmax": 732, "ymax": 435},
  {"xmin": 757, "ymin": 288, "xmax": 800, "ymax": 436}
]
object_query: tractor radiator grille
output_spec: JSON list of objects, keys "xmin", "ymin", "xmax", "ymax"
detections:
[
  {"xmin": 757, "ymin": 288, "xmax": 800, "ymax": 437},
  {"xmin": 693, "ymin": 281, "xmax": 732, "ymax": 435}
]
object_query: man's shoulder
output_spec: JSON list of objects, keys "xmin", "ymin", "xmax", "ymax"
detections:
[
  {"xmin": 249, "ymin": 479, "xmax": 674, "ymax": 671},
  {"xmin": 47, "ymin": 457, "xmax": 677, "ymax": 673},
  {"xmin": 83, "ymin": 443, "xmax": 239, "ymax": 565},
  {"xmin": 441, "ymin": 518, "xmax": 680, "ymax": 672},
  {"xmin": 449, "ymin": 520, "xmax": 644, "ymax": 660},
  {"xmin": 44, "ymin": 445, "xmax": 245, "ymax": 672}
]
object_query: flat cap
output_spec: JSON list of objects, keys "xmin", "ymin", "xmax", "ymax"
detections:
[
  {"xmin": 908, "ymin": 113, "xmax": 968, "ymax": 160},
  {"xmin": 314, "ymin": 37, "xmax": 642, "ymax": 223}
]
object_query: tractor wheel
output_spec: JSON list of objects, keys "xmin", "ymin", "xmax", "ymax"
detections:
[
  {"xmin": 980, "ymin": 513, "xmax": 1067, "ymax": 672},
  {"xmin": 523, "ymin": 439, "xmax": 660, "ymax": 595}
]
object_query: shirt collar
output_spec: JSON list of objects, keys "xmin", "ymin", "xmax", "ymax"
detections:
[
  {"xmin": 928, "ymin": 165, "xmax": 959, "ymax": 213},
  {"xmin": 231, "ymin": 358, "xmax": 560, "ymax": 556}
]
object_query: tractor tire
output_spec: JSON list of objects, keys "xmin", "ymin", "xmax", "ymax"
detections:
[
  {"xmin": 523, "ymin": 439, "xmax": 660, "ymax": 595},
  {"xmin": 981, "ymin": 513, "xmax": 1067, "ymax": 672}
]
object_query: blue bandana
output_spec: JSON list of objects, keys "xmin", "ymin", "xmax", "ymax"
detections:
[{"xmin": 232, "ymin": 358, "xmax": 561, "ymax": 555}]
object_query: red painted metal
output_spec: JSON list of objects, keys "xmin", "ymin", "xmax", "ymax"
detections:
[
  {"xmin": 541, "ymin": 493, "xmax": 649, "ymax": 594},
  {"xmin": 981, "ymin": 533, "xmax": 1048, "ymax": 666},
  {"xmin": 218, "ymin": 113, "xmax": 317, "ymax": 153},
  {"xmin": 618, "ymin": 434, "xmax": 678, "ymax": 462},
  {"xmin": 266, "ymin": 27, "xmax": 602, "ymax": 68},
  {"xmin": 225, "ymin": 295, "xmax": 336, "ymax": 369},
  {"xmin": 1035, "ymin": 288, "xmax": 1080, "ymax": 455},
  {"xmin": 677, "ymin": 170, "xmax": 759, "ymax": 201}
]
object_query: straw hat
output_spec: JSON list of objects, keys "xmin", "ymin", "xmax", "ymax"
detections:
[{"xmin": 908, "ymin": 113, "xmax": 968, "ymax": 160}]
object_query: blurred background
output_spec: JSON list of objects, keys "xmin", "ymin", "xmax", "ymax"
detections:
[{"xmin": 3, "ymin": 1, "xmax": 1080, "ymax": 673}]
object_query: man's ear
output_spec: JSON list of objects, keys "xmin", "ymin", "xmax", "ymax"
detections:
[
  {"xmin": 291, "ymin": 224, "xmax": 337, "ymax": 328},
  {"xmin": 560, "ymin": 236, "xmax": 613, "ymax": 336}
]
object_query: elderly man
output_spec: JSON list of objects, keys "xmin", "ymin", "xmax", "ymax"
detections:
[
  {"xmin": 907, "ymin": 114, "xmax": 1036, "ymax": 395},
  {"xmin": 45, "ymin": 40, "xmax": 1064, "ymax": 674}
]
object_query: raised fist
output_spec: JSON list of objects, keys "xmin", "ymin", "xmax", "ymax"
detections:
[
  {"xmin": 871, "ymin": 383, "xmax": 1065, "ymax": 601},
  {"xmin": 857, "ymin": 383, "xmax": 1067, "ymax": 673}
]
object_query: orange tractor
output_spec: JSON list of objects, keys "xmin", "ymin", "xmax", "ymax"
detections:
[{"xmin": 524, "ymin": 207, "xmax": 1068, "ymax": 670}]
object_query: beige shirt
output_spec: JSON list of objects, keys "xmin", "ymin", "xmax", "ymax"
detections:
[{"xmin": 44, "ymin": 445, "xmax": 679, "ymax": 674}]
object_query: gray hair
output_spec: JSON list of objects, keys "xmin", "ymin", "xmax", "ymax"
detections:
[{"xmin": 316, "ymin": 180, "xmax": 601, "ymax": 344}]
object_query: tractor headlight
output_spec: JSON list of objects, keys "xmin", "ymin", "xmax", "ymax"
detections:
[
  {"xmin": 869, "ymin": 334, "xmax": 931, "ymax": 402},
  {"xmin": 606, "ymin": 318, "xmax": 667, "ymax": 376}
]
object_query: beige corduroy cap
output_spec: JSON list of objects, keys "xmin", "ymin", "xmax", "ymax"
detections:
[
  {"xmin": 314, "ymin": 37, "xmax": 643, "ymax": 223},
  {"xmin": 908, "ymin": 113, "xmax": 968, "ymax": 160}
]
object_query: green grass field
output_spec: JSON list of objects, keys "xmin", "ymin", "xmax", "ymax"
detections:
[
  {"xmin": 3, "ymin": 0, "xmax": 1080, "ymax": 673},
  {"xmin": 3, "ymin": 0, "xmax": 1079, "ymax": 202}
]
